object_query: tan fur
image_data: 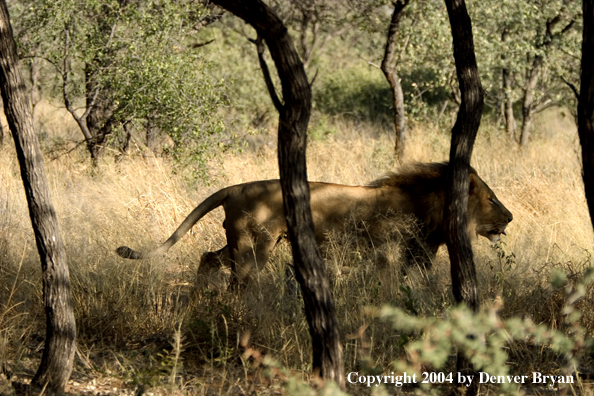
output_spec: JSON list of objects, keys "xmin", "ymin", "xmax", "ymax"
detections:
[{"xmin": 117, "ymin": 162, "xmax": 513, "ymax": 283}]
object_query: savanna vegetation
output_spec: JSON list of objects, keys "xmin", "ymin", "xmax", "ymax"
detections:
[{"xmin": 0, "ymin": 0, "xmax": 593, "ymax": 395}]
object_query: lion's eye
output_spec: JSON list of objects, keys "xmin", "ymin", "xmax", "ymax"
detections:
[{"xmin": 489, "ymin": 198, "xmax": 496, "ymax": 205}]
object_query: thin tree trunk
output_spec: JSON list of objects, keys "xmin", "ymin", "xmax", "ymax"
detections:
[
  {"xmin": 0, "ymin": 1, "xmax": 76, "ymax": 393},
  {"xmin": 85, "ymin": 62, "xmax": 115, "ymax": 164},
  {"xmin": 381, "ymin": 0, "xmax": 409, "ymax": 161},
  {"xmin": 501, "ymin": 29, "xmax": 516, "ymax": 141},
  {"xmin": 444, "ymin": 0, "xmax": 484, "ymax": 394},
  {"xmin": 503, "ymin": 68, "xmax": 516, "ymax": 140},
  {"xmin": 578, "ymin": 0, "xmax": 594, "ymax": 230},
  {"xmin": 146, "ymin": 123, "xmax": 158, "ymax": 154},
  {"xmin": 211, "ymin": 0, "xmax": 345, "ymax": 388},
  {"xmin": 299, "ymin": 7, "xmax": 313, "ymax": 67},
  {"xmin": 30, "ymin": 58, "xmax": 42, "ymax": 121},
  {"xmin": 519, "ymin": 55, "xmax": 543, "ymax": 146}
]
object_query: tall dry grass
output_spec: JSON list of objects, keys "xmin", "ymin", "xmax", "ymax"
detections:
[{"xmin": 1, "ymin": 103, "xmax": 593, "ymax": 394}]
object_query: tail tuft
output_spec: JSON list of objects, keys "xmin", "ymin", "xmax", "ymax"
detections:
[{"xmin": 116, "ymin": 246, "xmax": 143, "ymax": 259}]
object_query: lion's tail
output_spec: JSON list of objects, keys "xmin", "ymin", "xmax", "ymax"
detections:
[{"xmin": 116, "ymin": 187, "xmax": 232, "ymax": 260}]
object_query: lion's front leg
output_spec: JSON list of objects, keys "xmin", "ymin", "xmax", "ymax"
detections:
[{"xmin": 402, "ymin": 235, "xmax": 440, "ymax": 271}]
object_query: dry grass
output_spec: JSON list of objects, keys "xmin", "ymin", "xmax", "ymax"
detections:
[{"xmin": 1, "ymin": 104, "xmax": 593, "ymax": 395}]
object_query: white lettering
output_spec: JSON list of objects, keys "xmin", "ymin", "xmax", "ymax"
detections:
[{"xmin": 347, "ymin": 372, "xmax": 358, "ymax": 384}]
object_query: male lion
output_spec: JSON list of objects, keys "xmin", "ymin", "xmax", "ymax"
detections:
[{"xmin": 117, "ymin": 162, "xmax": 512, "ymax": 283}]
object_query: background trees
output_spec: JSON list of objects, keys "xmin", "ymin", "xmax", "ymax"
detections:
[
  {"xmin": 15, "ymin": 0, "xmax": 227, "ymax": 174},
  {"xmin": 11, "ymin": 0, "xmax": 582, "ymax": 158},
  {"xmin": 472, "ymin": 0, "xmax": 581, "ymax": 143}
]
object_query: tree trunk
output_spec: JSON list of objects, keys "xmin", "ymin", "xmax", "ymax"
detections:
[
  {"xmin": 578, "ymin": 0, "xmax": 594, "ymax": 230},
  {"xmin": 147, "ymin": 123, "xmax": 159, "ymax": 154},
  {"xmin": 0, "ymin": 1, "xmax": 76, "ymax": 393},
  {"xmin": 298, "ymin": 7, "xmax": 314, "ymax": 67},
  {"xmin": 29, "ymin": 58, "xmax": 42, "ymax": 121},
  {"xmin": 84, "ymin": 63, "xmax": 115, "ymax": 165},
  {"xmin": 381, "ymin": 0, "xmax": 409, "ymax": 161},
  {"xmin": 210, "ymin": 0, "xmax": 345, "ymax": 388},
  {"xmin": 503, "ymin": 68, "xmax": 516, "ymax": 140},
  {"xmin": 443, "ymin": 0, "xmax": 484, "ymax": 394},
  {"xmin": 501, "ymin": 29, "xmax": 516, "ymax": 141},
  {"xmin": 519, "ymin": 55, "xmax": 543, "ymax": 146}
]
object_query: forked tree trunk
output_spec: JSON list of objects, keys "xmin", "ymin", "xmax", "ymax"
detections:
[
  {"xmin": 579, "ymin": 0, "xmax": 594, "ymax": 229},
  {"xmin": 381, "ymin": 0, "xmax": 409, "ymax": 161},
  {"xmin": 0, "ymin": 1, "xmax": 76, "ymax": 393},
  {"xmin": 519, "ymin": 1, "xmax": 574, "ymax": 146},
  {"xmin": 210, "ymin": 0, "xmax": 345, "ymax": 388},
  {"xmin": 443, "ymin": 0, "xmax": 484, "ymax": 395}
]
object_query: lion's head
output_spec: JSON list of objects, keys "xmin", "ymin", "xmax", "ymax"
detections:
[
  {"xmin": 369, "ymin": 163, "xmax": 513, "ymax": 244},
  {"xmin": 468, "ymin": 172, "xmax": 513, "ymax": 243}
]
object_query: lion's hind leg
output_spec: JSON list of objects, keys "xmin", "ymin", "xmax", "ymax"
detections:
[
  {"xmin": 227, "ymin": 232, "xmax": 278, "ymax": 290},
  {"xmin": 198, "ymin": 246, "xmax": 229, "ymax": 275},
  {"xmin": 197, "ymin": 246, "xmax": 232, "ymax": 290}
]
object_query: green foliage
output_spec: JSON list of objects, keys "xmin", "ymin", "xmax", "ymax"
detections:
[
  {"xmin": 313, "ymin": 66, "xmax": 392, "ymax": 123},
  {"xmin": 309, "ymin": 0, "xmax": 582, "ymax": 125},
  {"xmin": 379, "ymin": 267, "xmax": 594, "ymax": 394},
  {"xmin": 470, "ymin": 0, "xmax": 582, "ymax": 112},
  {"xmin": 109, "ymin": 1, "xmax": 229, "ymax": 179},
  {"xmin": 14, "ymin": 0, "xmax": 228, "ymax": 179}
]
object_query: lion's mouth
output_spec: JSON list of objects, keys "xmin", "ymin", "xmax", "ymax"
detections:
[{"xmin": 485, "ymin": 228, "xmax": 507, "ymax": 243}]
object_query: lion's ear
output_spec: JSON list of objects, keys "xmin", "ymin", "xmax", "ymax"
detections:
[{"xmin": 469, "ymin": 172, "xmax": 478, "ymax": 195}]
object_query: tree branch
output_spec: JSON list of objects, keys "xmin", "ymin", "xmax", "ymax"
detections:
[
  {"xmin": 561, "ymin": 75, "xmax": 579, "ymax": 99},
  {"xmin": 249, "ymin": 35, "xmax": 284, "ymax": 113},
  {"xmin": 191, "ymin": 39, "xmax": 216, "ymax": 48},
  {"xmin": 61, "ymin": 27, "xmax": 93, "ymax": 142}
]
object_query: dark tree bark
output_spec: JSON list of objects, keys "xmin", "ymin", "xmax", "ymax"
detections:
[
  {"xmin": 211, "ymin": 0, "xmax": 345, "ymax": 388},
  {"xmin": 0, "ymin": 1, "xmax": 76, "ymax": 394},
  {"xmin": 444, "ymin": 0, "xmax": 483, "ymax": 311},
  {"xmin": 443, "ymin": 0, "xmax": 484, "ymax": 394},
  {"xmin": 578, "ymin": 0, "xmax": 594, "ymax": 228},
  {"xmin": 381, "ymin": 0, "xmax": 409, "ymax": 161}
]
